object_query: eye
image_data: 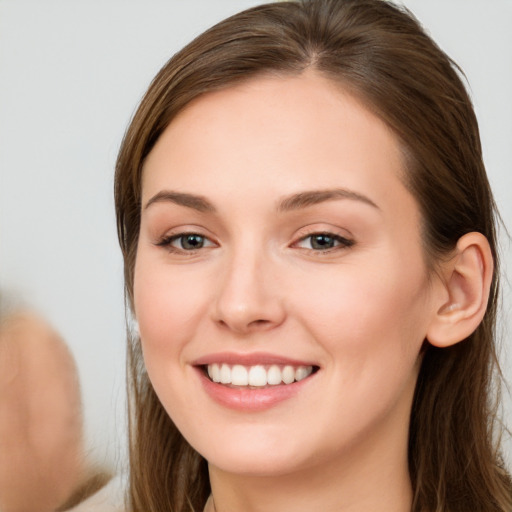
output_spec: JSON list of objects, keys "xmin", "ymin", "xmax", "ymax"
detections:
[
  {"xmin": 157, "ymin": 232, "xmax": 215, "ymax": 252},
  {"xmin": 295, "ymin": 232, "xmax": 354, "ymax": 251}
]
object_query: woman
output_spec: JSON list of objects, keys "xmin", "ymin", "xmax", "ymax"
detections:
[{"xmin": 114, "ymin": 0, "xmax": 512, "ymax": 510}]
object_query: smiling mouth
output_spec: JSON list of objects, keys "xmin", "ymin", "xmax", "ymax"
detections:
[{"xmin": 204, "ymin": 363, "xmax": 318, "ymax": 388}]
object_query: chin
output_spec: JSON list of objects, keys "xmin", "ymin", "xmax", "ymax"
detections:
[
  {"xmin": 188, "ymin": 425, "xmax": 318, "ymax": 477},
  {"xmin": 206, "ymin": 450, "xmax": 310, "ymax": 478}
]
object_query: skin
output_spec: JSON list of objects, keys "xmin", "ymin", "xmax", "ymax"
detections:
[
  {"xmin": 0, "ymin": 312, "xmax": 85, "ymax": 512},
  {"xmin": 134, "ymin": 72, "xmax": 450, "ymax": 512}
]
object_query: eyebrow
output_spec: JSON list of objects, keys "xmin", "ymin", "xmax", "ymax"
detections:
[
  {"xmin": 277, "ymin": 188, "xmax": 379, "ymax": 212},
  {"xmin": 143, "ymin": 187, "xmax": 379, "ymax": 214},
  {"xmin": 144, "ymin": 191, "xmax": 216, "ymax": 213}
]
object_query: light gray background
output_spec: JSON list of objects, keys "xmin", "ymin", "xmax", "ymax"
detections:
[{"xmin": 0, "ymin": 0, "xmax": 510, "ymax": 473}]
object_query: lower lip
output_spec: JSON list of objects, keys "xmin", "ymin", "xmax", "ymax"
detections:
[{"xmin": 196, "ymin": 368, "xmax": 315, "ymax": 412}]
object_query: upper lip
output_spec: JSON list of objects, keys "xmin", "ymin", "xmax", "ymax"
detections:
[{"xmin": 192, "ymin": 352, "xmax": 318, "ymax": 368}]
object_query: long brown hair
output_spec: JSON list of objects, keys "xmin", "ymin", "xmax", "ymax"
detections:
[{"xmin": 114, "ymin": 1, "xmax": 512, "ymax": 510}]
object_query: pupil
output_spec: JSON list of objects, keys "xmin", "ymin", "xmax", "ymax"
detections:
[
  {"xmin": 311, "ymin": 234, "xmax": 334, "ymax": 250},
  {"xmin": 182, "ymin": 235, "xmax": 204, "ymax": 250}
]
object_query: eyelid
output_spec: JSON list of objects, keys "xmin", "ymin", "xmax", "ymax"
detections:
[
  {"xmin": 294, "ymin": 233, "xmax": 354, "ymax": 249},
  {"xmin": 290, "ymin": 227, "xmax": 355, "ymax": 253},
  {"xmin": 155, "ymin": 229, "xmax": 218, "ymax": 254},
  {"xmin": 171, "ymin": 233, "xmax": 216, "ymax": 248}
]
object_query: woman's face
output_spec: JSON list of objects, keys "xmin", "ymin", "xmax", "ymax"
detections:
[{"xmin": 134, "ymin": 72, "xmax": 439, "ymax": 476}]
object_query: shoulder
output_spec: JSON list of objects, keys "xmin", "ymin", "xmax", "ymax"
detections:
[{"xmin": 65, "ymin": 474, "xmax": 126, "ymax": 512}]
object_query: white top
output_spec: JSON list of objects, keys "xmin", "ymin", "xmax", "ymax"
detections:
[{"xmin": 66, "ymin": 474, "xmax": 125, "ymax": 512}]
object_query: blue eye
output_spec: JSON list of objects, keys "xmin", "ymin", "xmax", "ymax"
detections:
[
  {"xmin": 296, "ymin": 233, "xmax": 354, "ymax": 251},
  {"xmin": 309, "ymin": 234, "xmax": 337, "ymax": 250},
  {"xmin": 174, "ymin": 234, "xmax": 206, "ymax": 250},
  {"xmin": 157, "ymin": 233, "xmax": 215, "ymax": 252}
]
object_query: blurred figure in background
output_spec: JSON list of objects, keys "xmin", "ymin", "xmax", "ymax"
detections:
[{"xmin": 0, "ymin": 310, "xmax": 110, "ymax": 512}]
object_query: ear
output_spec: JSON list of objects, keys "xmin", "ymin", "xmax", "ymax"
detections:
[{"xmin": 426, "ymin": 232, "xmax": 494, "ymax": 348}]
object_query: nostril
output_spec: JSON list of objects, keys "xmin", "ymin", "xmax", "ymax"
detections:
[{"xmin": 248, "ymin": 319, "xmax": 272, "ymax": 329}]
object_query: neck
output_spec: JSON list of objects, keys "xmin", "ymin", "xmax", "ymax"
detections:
[{"xmin": 207, "ymin": 420, "xmax": 413, "ymax": 512}]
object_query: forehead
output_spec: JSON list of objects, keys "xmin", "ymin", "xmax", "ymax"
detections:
[{"xmin": 142, "ymin": 72, "xmax": 416, "ymax": 222}]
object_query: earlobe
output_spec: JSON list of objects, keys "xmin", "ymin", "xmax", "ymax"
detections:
[{"xmin": 426, "ymin": 232, "xmax": 493, "ymax": 348}]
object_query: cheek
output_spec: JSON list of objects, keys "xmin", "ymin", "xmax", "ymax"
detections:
[
  {"xmin": 133, "ymin": 253, "xmax": 209, "ymax": 365},
  {"xmin": 295, "ymin": 255, "xmax": 430, "ymax": 364},
  {"xmin": 289, "ymin": 257, "xmax": 430, "ymax": 443}
]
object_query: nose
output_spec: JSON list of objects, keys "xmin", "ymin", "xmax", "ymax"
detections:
[{"xmin": 211, "ymin": 248, "xmax": 286, "ymax": 335}]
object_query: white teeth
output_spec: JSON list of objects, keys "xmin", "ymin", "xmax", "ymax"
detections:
[
  {"xmin": 231, "ymin": 365, "xmax": 249, "ymax": 386},
  {"xmin": 220, "ymin": 364, "xmax": 231, "ymax": 384},
  {"xmin": 295, "ymin": 366, "xmax": 310, "ymax": 381},
  {"xmin": 282, "ymin": 365, "xmax": 295, "ymax": 384},
  {"xmin": 211, "ymin": 363, "xmax": 221, "ymax": 383},
  {"xmin": 248, "ymin": 365, "xmax": 267, "ymax": 387},
  {"xmin": 267, "ymin": 365, "xmax": 282, "ymax": 385},
  {"xmin": 206, "ymin": 363, "xmax": 314, "ymax": 387}
]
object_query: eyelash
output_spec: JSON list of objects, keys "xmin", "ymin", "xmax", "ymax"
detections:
[
  {"xmin": 155, "ymin": 231, "xmax": 354, "ymax": 255},
  {"xmin": 294, "ymin": 232, "xmax": 355, "ymax": 253},
  {"xmin": 156, "ymin": 232, "xmax": 215, "ymax": 254}
]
